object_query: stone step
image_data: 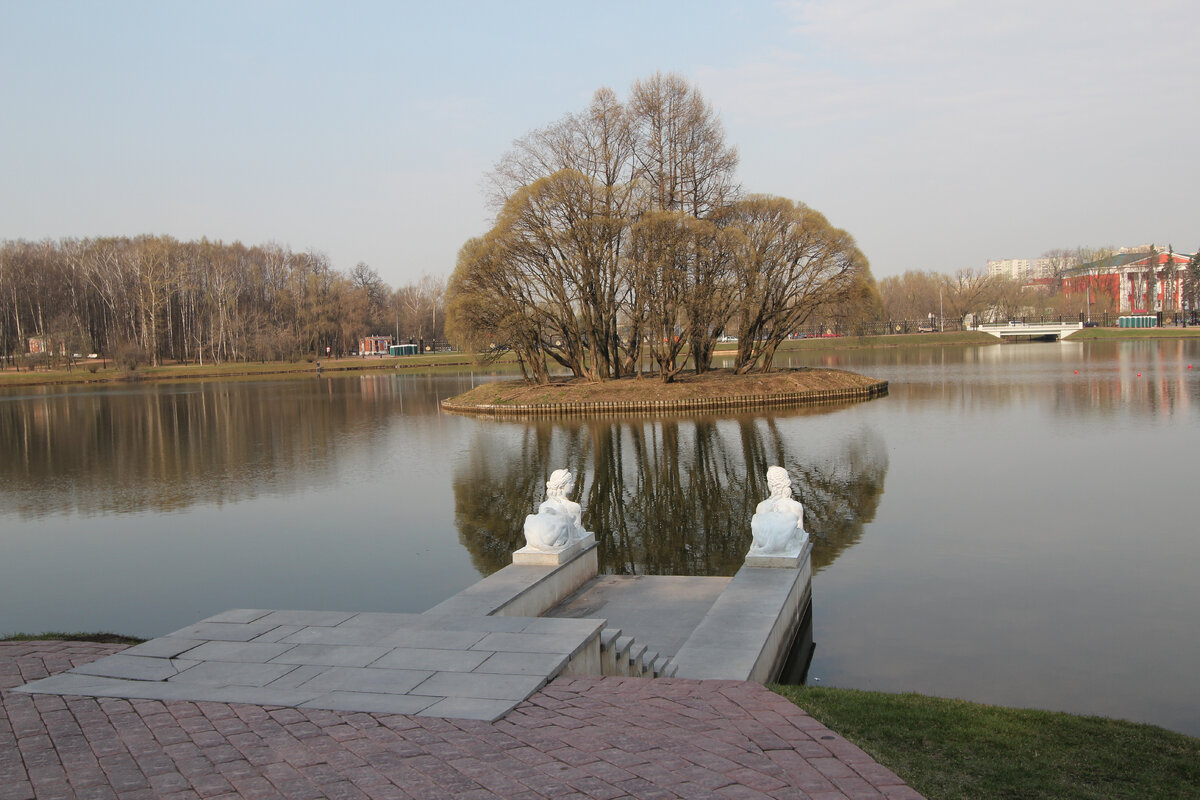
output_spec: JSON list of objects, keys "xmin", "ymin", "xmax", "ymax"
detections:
[
  {"xmin": 600, "ymin": 628, "xmax": 621, "ymax": 652},
  {"xmin": 627, "ymin": 642, "xmax": 647, "ymax": 673},
  {"xmin": 597, "ymin": 628, "xmax": 674, "ymax": 679}
]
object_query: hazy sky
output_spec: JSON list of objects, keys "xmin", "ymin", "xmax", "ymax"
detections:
[{"xmin": 3, "ymin": 1, "xmax": 1196, "ymax": 289}]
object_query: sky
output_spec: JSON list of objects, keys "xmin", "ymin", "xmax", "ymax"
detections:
[{"xmin": 3, "ymin": 0, "xmax": 1197, "ymax": 289}]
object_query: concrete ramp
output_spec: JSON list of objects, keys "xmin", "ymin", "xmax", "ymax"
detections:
[
  {"xmin": 548, "ymin": 574, "xmax": 730, "ymax": 658},
  {"xmin": 15, "ymin": 609, "xmax": 603, "ymax": 722}
]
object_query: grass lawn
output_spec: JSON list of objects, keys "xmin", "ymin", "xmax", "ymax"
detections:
[
  {"xmin": 1069, "ymin": 326, "xmax": 1200, "ymax": 340},
  {"xmin": 4, "ymin": 327, "xmax": 1197, "ymax": 389},
  {"xmin": 773, "ymin": 331, "xmax": 1000, "ymax": 349},
  {"xmin": 772, "ymin": 326, "xmax": 1200, "ymax": 349},
  {"xmin": 772, "ymin": 685, "xmax": 1200, "ymax": 800},
  {"xmin": 0, "ymin": 352, "xmax": 481, "ymax": 387}
]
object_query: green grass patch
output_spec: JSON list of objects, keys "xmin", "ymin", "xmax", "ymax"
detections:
[
  {"xmin": 2, "ymin": 631, "xmax": 146, "ymax": 644},
  {"xmin": 771, "ymin": 685, "xmax": 1200, "ymax": 800},
  {"xmin": 0, "ymin": 352, "xmax": 485, "ymax": 388},
  {"xmin": 1068, "ymin": 327, "xmax": 1200, "ymax": 340},
  {"xmin": 775, "ymin": 331, "xmax": 1001, "ymax": 350}
]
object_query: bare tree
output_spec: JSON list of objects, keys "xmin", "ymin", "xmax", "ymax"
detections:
[
  {"xmin": 446, "ymin": 234, "xmax": 550, "ymax": 383},
  {"xmin": 878, "ymin": 270, "xmax": 943, "ymax": 323},
  {"xmin": 1140, "ymin": 244, "xmax": 1158, "ymax": 311},
  {"xmin": 1039, "ymin": 248, "xmax": 1079, "ymax": 288},
  {"xmin": 1162, "ymin": 246, "xmax": 1178, "ymax": 313},
  {"xmin": 627, "ymin": 211, "xmax": 703, "ymax": 381},
  {"xmin": 728, "ymin": 196, "xmax": 867, "ymax": 373},
  {"xmin": 628, "ymin": 72, "xmax": 739, "ymax": 218},
  {"xmin": 1186, "ymin": 249, "xmax": 1200, "ymax": 318},
  {"xmin": 350, "ymin": 263, "xmax": 388, "ymax": 326},
  {"xmin": 940, "ymin": 268, "xmax": 999, "ymax": 325}
]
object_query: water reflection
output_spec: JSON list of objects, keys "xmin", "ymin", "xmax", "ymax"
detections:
[
  {"xmin": 0, "ymin": 374, "xmax": 473, "ymax": 520},
  {"xmin": 747, "ymin": 339, "xmax": 1199, "ymax": 419},
  {"xmin": 4, "ymin": 341, "xmax": 1199, "ymax": 735},
  {"xmin": 452, "ymin": 413, "xmax": 889, "ymax": 576}
]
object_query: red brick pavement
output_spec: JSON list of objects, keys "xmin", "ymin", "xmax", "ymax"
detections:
[{"xmin": 1, "ymin": 641, "xmax": 924, "ymax": 800}]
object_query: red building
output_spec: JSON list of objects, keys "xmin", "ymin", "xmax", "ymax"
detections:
[
  {"xmin": 357, "ymin": 335, "xmax": 393, "ymax": 356},
  {"xmin": 1062, "ymin": 251, "xmax": 1192, "ymax": 313}
]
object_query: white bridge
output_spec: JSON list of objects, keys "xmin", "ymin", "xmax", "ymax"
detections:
[{"xmin": 977, "ymin": 322, "xmax": 1085, "ymax": 341}]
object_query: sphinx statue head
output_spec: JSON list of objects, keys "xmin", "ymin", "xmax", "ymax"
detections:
[
  {"xmin": 545, "ymin": 468, "xmax": 574, "ymax": 499},
  {"xmin": 766, "ymin": 465, "xmax": 793, "ymax": 499}
]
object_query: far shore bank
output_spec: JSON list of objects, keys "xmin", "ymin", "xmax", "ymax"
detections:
[
  {"xmin": 0, "ymin": 351, "xmax": 477, "ymax": 388},
  {"xmin": 3, "ymin": 327, "xmax": 1199, "ymax": 388}
]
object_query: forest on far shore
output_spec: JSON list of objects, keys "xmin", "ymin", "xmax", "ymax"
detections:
[{"xmin": 0, "ymin": 236, "xmax": 445, "ymax": 368}]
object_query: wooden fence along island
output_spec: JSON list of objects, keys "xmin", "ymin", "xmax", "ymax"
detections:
[{"xmin": 440, "ymin": 367, "xmax": 888, "ymax": 417}]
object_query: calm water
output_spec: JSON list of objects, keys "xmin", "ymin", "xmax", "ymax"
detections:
[{"xmin": 2, "ymin": 341, "xmax": 1198, "ymax": 736}]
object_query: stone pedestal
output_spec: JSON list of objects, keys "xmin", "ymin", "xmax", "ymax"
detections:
[
  {"xmin": 513, "ymin": 533, "xmax": 597, "ymax": 566},
  {"xmin": 743, "ymin": 548, "xmax": 804, "ymax": 569}
]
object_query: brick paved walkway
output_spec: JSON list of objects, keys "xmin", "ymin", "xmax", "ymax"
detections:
[{"xmin": 1, "ymin": 641, "xmax": 924, "ymax": 800}]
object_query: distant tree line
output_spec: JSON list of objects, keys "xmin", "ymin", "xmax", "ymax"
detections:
[
  {"xmin": 880, "ymin": 245, "xmax": 1200, "ymax": 326},
  {"xmin": 0, "ymin": 236, "xmax": 445, "ymax": 368},
  {"xmin": 446, "ymin": 73, "xmax": 880, "ymax": 383},
  {"xmin": 879, "ymin": 267, "xmax": 1114, "ymax": 326}
]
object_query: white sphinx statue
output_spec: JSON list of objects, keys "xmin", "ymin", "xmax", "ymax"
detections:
[
  {"xmin": 747, "ymin": 466, "xmax": 808, "ymax": 561},
  {"xmin": 521, "ymin": 469, "xmax": 593, "ymax": 554}
]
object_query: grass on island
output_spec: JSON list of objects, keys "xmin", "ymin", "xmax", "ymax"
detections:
[
  {"xmin": 772, "ymin": 685, "xmax": 1200, "ymax": 800},
  {"xmin": 2, "ymin": 632, "xmax": 146, "ymax": 645},
  {"xmin": 444, "ymin": 366, "xmax": 883, "ymax": 408}
]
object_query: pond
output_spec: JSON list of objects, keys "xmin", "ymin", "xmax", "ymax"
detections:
[{"xmin": 1, "ymin": 339, "xmax": 1197, "ymax": 737}]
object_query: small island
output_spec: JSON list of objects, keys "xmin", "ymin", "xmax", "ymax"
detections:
[{"xmin": 441, "ymin": 367, "xmax": 887, "ymax": 417}]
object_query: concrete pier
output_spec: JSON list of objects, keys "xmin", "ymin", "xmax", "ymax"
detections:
[
  {"xmin": 671, "ymin": 540, "xmax": 813, "ymax": 682},
  {"xmin": 16, "ymin": 533, "xmax": 813, "ymax": 721}
]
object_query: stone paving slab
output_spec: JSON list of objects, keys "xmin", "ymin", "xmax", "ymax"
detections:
[
  {"xmin": 15, "ymin": 609, "xmax": 604, "ymax": 721},
  {"xmin": 70, "ymin": 653, "xmax": 199, "ymax": 681},
  {"xmin": 1, "ymin": 641, "xmax": 926, "ymax": 799},
  {"xmin": 296, "ymin": 666, "xmax": 433, "ymax": 693}
]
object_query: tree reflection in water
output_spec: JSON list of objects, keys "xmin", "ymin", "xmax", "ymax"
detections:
[
  {"xmin": 0, "ymin": 374, "xmax": 464, "ymax": 520},
  {"xmin": 453, "ymin": 411, "xmax": 888, "ymax": 577}
]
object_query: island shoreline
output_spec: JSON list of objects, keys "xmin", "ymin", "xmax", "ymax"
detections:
[{"xmin": 441, "ymin": 368, "xmax": 888, "ymax": 418}]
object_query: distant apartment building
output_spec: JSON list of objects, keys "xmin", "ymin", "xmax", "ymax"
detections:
[
  {"xmin": 987, "ymin": 258, "xmax": 1029, "ymax": 280},
  {"xmin": 988, "ymin": 245, "xmax": 1165, "ymax": 282},
  {"xmin": 986, "ymin": 256, "xmax": 1075, "ymax": 281}
]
